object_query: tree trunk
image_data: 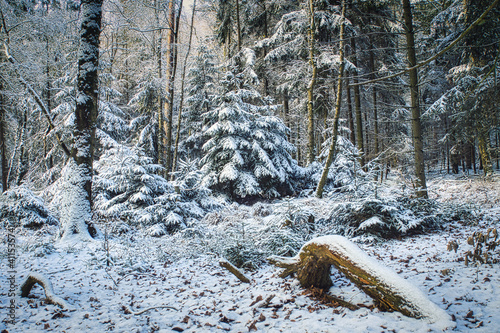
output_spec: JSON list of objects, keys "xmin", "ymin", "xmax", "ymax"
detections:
[
  {"xmin": 402, "ymin": 0, "xmax": 427, "ymax": 198},
  {"xmin": 236, "ymin": 0, "xmax": 242, "ymax": 51},
  {"xmin": 155, "ymin": 0, "xmax": 163, "ymax": 166},
  {"xmin": 269, "ymin": 235, "xmax": 455, "ymax": 329},
  {"xmin": 163, "ymin": 0, "xmax": 177, "ymax": 177},
  {"xmin": 346, "ymin": 76, "xmax": 355, "ymax": 146},
  {"xmin": 16, "ymin": 109, "xmax": 27, "ymax": 185},
  {"xmin": 44, "ymin": 39, "xmax": 53, "ymax": 170},
  {"xmin": 316, "ymin": 0, "xmax": 346, "ymax": 198},
  {"xmin": 172, "ymin": 0, "xmax": 197, "ymax": 180},
  {"xmin": 350, "ymin": 38, "xmax": 365, "ymax": 167},
  {"xmin": 369, "ymin": 47, "xmax": 379, "ymax": 158},
  {"xmin": 478, "ymin": 131, "xmax": 493, "ymax": 176},
  {"xmin": 306, "ymin": 0, "xmax": 317, "ymax": 165},
  {"xmin": 369, "ymin": 46, "xmax": 380, "ymax": 180},
  {"xmin": 62, "ymin": 0, "xmax": 102, "ymax": 240}
]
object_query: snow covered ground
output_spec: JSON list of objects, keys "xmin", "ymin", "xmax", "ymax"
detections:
[{"xmin": 1, "ymin": 173, "xmax": 499, "ymax": 333}]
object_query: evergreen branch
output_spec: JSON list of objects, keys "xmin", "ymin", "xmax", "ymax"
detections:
[{"xmin": 349, "ymin": 0, "xmax": 500, "ymax": 87}]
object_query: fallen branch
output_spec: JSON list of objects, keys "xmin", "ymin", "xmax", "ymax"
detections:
[
  {"xmin": 122, "ymin": 304, "xmax": 178, "ymax": 315},
  {"xmin": 20, "ymin": 272, "xmax": 69, "ymax": 309},
  {"xmin": 252, "ymin": 294, "xmax": 275, "ymax": 308},
  {"xmin": 269, "ymin": 235, "xmax": 455, "ymax": 329},
  {"xmin": 219, "ymin": 259, "xmax": 251, "ymax": 283},
  {"xmin": 304, "ymin": 287, "xmax": 360, "ymax": 311}
]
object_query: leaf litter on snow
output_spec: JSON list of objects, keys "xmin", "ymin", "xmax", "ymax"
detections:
[{"xmin": 1, "ymin": 173, "xmax": 499, "ymax": 332}]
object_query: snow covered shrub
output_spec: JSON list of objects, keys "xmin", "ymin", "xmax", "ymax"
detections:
[
  {"xmin": 94, "ymin": 146, "xmax": 222, "ymax": 234},
  {"xmin": 203, "ymin": 201, "xmax": 316, "ymax": 267},
  {"xmin": 298, "ymin": 136, "xmax": 371, "ymax": 195},
  {"xmin": 94, "ymin": 146, "xmax": 177, "ymax": 227},
  {"xmin": 212, "ymin": 218, "xmax": 308, "ymax": 268},
  {"xmin": 324, "ymin": 197, "xmax": 445, "ymax": 241},
  {"xmin": 0, "ymin": 186, "xmax": 58, "ymax": 229}
]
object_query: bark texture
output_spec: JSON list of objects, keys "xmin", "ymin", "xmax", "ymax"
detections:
[
  {"xmin": 402, "ymin": 0, "xmax": 427, "ymax": 198},
  {"xmin": 268, "ymin": 235, "xmax": 453, "ymax": 325},
  {"xmin": 306, "ymin": 0, "xmax": 317, "ymax": 165},
  {"xmin": 72, "ymin": 0, "xmax": 103, "ymax": 207}
]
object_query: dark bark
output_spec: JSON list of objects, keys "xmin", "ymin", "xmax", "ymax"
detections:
[
  {"xmin": 71, "ymin": 0, "xmax": 102, "ymax": 210},
  {"xmin": 350, "ymin": 38, "xmax": 365, "ymax": 167},
  {"xmin": 402, "ymin": 0, "xmax": 427, "ymax": 198},
  {"xmin": 306, "ymin": 0, "xmax": 317, "ymax": 165},
  {"xmin": 236, "ymin": 0, "xmax": 241, "ymax": 51},
  {"xmin": 16, "ymin": 109, "xmax": 27, "ymax": 185},
  {"xmin": 346, "ymin": 76, "xmax": 355, "ymax": 145}
]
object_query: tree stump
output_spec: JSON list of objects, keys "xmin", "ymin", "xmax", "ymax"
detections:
[{"xmin": 269, "ymin": 235, "xmax": 455, "ymax": 329}]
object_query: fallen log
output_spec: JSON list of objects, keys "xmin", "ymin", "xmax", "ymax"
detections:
[
  {"xmin": 20, "ymin": 272, "xmax": 69, "ymax": 309},
  {"xmin": 268, "ymin": 235, "xmax": 455, "ymax": 329}
]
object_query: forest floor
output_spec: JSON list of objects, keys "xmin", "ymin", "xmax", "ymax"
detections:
[{"xmin": 1, "ymin": 171, "xmax": 500, "ymax": 333}]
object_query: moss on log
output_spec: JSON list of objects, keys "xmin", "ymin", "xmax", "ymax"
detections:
[{"xmin": 268, "ymin": 235, "xmax": 455, "ymax": 328}]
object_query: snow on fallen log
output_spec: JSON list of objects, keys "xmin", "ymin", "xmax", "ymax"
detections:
[
  {"xmin": 269, "ymin": 235, "xmax": 455, "ymax": 330},
  {"xmin": 19, "ymin": 272, "xmax": 70, "ymax": 309}
]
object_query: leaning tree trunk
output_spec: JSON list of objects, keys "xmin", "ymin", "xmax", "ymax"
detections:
[
  {"xmin": 316, "ymin": 0, "xmax": 346, "ymax": 198},
  {"xmin": 402, "ymin": 0, "xmax": 428, "ymax": 198},
  {"xmin": 269, "ymin": 236, "xmax": 455, "ymax": 330},
  {"xmin": 61, "ymin": 0, "xmax": 102, "ymax": 240}
]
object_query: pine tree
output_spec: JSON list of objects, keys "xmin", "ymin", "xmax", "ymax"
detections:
[
  {"xmin": 200, "ymin": 56, "xmax": 296, "ymax": 199},
  {"xmin": 182, "ymin": 45, "xmax": 219, "ymax": 160}
]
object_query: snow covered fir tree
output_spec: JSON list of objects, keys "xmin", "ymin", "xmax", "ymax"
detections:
[
  {"xmin": 196, "ymin": 51, "xmax": 298, "ymax": 200},
  {"xmin": 1, "ymin": 0, "xmax": 500, "ymax": 331}
]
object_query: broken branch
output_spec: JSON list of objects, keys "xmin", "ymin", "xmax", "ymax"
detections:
[
  {"xmin": 219, "ymin": 259, "xmax": 251, "ymax": 283},
  {"xmin": 20, "ymin": 272, "xmax": 69, "ymax": 309}
]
